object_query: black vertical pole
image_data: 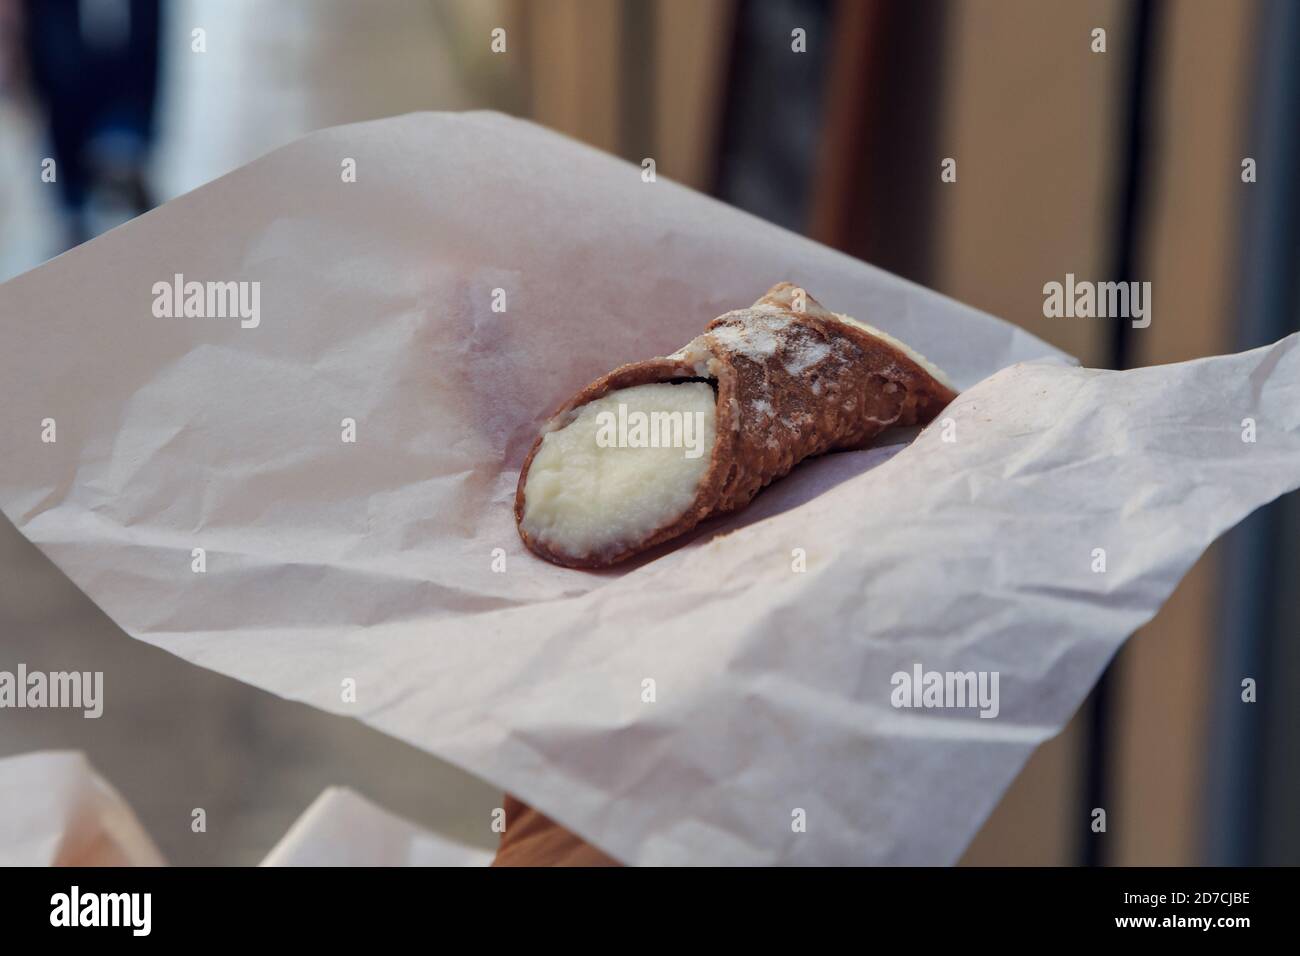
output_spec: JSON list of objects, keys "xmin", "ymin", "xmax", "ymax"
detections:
[{"xmin": 1080, "ymin": 0, "xmax": 1160, "ymax": 867}]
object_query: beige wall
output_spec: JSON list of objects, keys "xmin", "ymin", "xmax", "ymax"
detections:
[
  {"xmin": 653, "ymin": 0, "xmax": 735, "ymax": 190},
  {"xmin": 522, "ymin": 0, "xmax": 625, "ymax": 154},
  {"xmin": 522, "ymin": 0, "xmax": 734, "ymax": 189},
  {"xmin": 935, "ymin": 0, "xmax": 1123, "ymax": 370}
]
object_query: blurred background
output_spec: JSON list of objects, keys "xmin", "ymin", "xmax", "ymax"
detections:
[{"xmin": 0, "ymin": 0, "xmax": 1296, "ymax": 865}]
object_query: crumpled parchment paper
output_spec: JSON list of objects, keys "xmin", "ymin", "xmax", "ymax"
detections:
[{"xmin": 1, "ymin": 112, "xmax": 1297, "ymax": 864}]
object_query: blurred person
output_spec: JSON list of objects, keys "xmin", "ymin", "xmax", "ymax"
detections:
[
  {"xmin": 0, "ymin": 0, "xmax": 21, "ymax": 88},
  {"xmin": 21, "ymin": 0, "xmax": 161, "ymax": 246},
  {"xmin": 0, "ymin": 0, "xmax": 60, "ymax": 277}
]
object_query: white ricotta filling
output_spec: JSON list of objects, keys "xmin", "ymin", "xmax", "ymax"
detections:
[{"xmin": 522, "ymin": 382, "xmax": 718, "ymax": 558}]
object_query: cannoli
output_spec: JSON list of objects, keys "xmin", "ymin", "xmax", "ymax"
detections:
[{"xmin": 515, "ymin": 283, "xmax": 958, "ymax": 568}]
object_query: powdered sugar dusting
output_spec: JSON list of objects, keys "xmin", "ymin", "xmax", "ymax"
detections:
[
  {"xmin": 783, "ymin": 338, "xmax": 832, "ymax": 375},
  {"xmin": 707, "ymin": 310, "xmax": 794, "ymax": 362}
]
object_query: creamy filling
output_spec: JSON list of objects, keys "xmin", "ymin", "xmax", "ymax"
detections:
[{"xmin": 522, "ymin": 381, "xmax": 718, "ymax": 558}]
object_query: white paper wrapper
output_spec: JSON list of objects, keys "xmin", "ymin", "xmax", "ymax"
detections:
[
  {"xmin": 2, "ymin": 112, "xmax": 1298, "ymax": 864},
  {"xmin": 0, "ymin": 752, "xmax": 164, "ymax": 866}
]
